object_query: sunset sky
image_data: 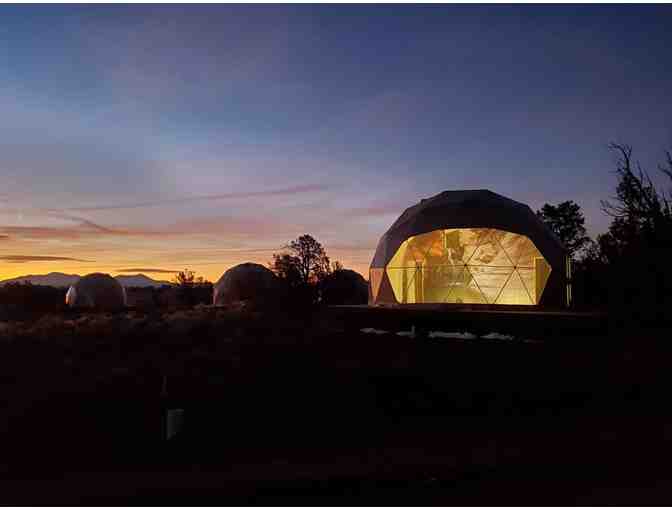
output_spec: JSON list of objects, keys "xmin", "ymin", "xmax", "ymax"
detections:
[{"xmin": 1, "ymin": 5, "xmax": 671, "ymax": 282}]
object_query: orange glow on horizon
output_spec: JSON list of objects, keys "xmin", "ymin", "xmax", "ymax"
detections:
[
  {"xmin": 0, "ymin": 191, "xmax": 377, "ymax": 284},
  {"xmin": 0, "ymin": 256, "xmax": 371, "ymax": 284}
]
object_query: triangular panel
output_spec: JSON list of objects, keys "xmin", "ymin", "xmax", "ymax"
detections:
[
  {"xmin": 376, "ymin": 270, "xmax": 398, "ymax": 304},
  {"xmin": 496, "ymin": 268, "xmax": 534, "ymax": 305},
  {"xmin": 469, "ymin": 265, "xmax": 513, "ymax": 304},
  {"xmin": 461, "ymin": 228, "xmax": 491, "ymax": 265},
  {"xmin": 408, "ymin": 231, "xmax": 442, "ymax": 261},
  {"xmin": 386, "ymin": 266, "xmax": 416, "ymax": 303},
  {"xmin": 441, "ymin": 265, "xmax": 473, "ymax": 303},
  {"xmin": 469, "ymin": 229, "xmax": 509, "ymax": 267},
  {"xmin": 534, "ymin": 257, "xmax": 552, "ymax": 304},
  {"xmin": 516, "ymin": 267, "xmax": 536, "ymax": 304},
  {"xmin": 403, "ymin": 266, "xmax": 421, "ymax": 304},
  {"xmin": 387, "ymin": 236, "xmax": 418, "ymax": 268},
  {"xmin": 510, "ymin": 235, "xmax": 542, "ymax": 268},
  {"xmin": 435, "ymin": 229, "xmax": 467, "ymax": 265},
  {"xmin": 459, "ymin": 265, "xmax": 488, "ymax": 304},
  {"xmin": 369, "ymin": 268, "xmax": 385, "ymax": 302},
  {"xmin": 497, "ymin": 231, "xmax": 523, "ymax": 265}
]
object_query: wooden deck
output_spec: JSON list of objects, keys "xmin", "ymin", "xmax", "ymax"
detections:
[{"xmin": 327, "ymin": 303, "xmax": 607, "ymax": 337}]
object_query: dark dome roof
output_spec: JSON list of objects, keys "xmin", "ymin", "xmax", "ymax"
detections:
[
  {"xmin": 213, "ymin": 263, "xmax": 281, "ymax": 305},
  {"xmin": 66, "ymin": 272, "xmax": 126, "ymax": 309},
  {"xmin": 371, "ymin": 189, "xmax": 565, "ymax": 270}
]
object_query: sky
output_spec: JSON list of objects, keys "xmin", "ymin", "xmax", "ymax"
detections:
[{"xmin": 0, "ymin": 4, "xmax": 671, "ymax": 281}]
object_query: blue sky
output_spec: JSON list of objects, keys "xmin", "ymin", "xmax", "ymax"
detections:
[{"xmin": 0, "ymin": 5, "xmax": 670, "ymax": 279}]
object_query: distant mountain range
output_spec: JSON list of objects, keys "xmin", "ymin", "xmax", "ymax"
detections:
[
  {"xmin": 0, "ymin": 272, "xmax": 173, "ymax": 288},
  {"xmin": 116, "ymin": 274, "xmax": 174, "ymax": 288}
]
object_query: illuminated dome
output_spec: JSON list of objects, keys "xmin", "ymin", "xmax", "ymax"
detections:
[
  {"xmin": 213, "ymin": 263, "xmax": 282, "ymax": 306},
  {"xmin": 65, "ymin": 273, "xmax": 127, "ymax": 309},
  {"xmin": 369, "ymin": 190, "xmax": 568, "ymax": 306}
]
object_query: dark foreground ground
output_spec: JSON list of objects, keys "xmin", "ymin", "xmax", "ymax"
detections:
[{"xmin": 1, "ymin": 305, "xmax": 671, "ymax": 505}]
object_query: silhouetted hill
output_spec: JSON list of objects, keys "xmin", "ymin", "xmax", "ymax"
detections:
[
  {"xmin": 115, "ymin": 274, "xmax": 173, "ymax": 288},
  {"xmin": 0, "ymin": 272, "xmax": 172, "ymax": 288},
  {"xmin": 0, "ymin": 272, "xmax": 80, "ymax": 288}
]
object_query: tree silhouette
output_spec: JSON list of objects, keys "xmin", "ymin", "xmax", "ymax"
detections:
[
  {"xmin": 575, "ymin": 142, "xmax": 672, "ymax": 314},
  {"xmin": 173, "ymin": 269, "xmax": 196, "ymax": 287},
  {"xmin": 270, "ymin": 234, "xmax": 333, "ymax": 306},
  {"xmin": 537, "ymin": 201, "xmax": 590, "ymax": 258},
  {"xmin": 270, "ymin": 253, "xmax": 304, "ymax": 288},
  {"xmin": 172, "ymin": 269, "xmax": 211, "ymax": 306},
  {"xmin": 601, "ymin": 143, "xmax": 672, "ymax": 245},
  {"xmin": 271, "ymin": 234, "xmax": 331, "ymax": 286}
]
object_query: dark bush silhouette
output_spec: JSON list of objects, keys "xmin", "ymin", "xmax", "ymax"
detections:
[
  {"xmin": 172, "ymin": 269, "xmax": 212, "ymax": 306},
  {"xmin": 0, "ymin": 282, "xmax": 66, "ymax": 317},
  {"xmin": 125, "ymin": 287, "xmax": 159, "ymax": 309}
]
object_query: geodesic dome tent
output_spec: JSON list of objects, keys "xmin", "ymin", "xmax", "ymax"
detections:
[
  {"xmin": 213, "ymin": 263, "xmax": 282, "ymax": 306},
  {"xmin": 369, "ymin": 190, "xmax": 569, "ymax": 307},
  {"xmin": 320, "ymin": 269, "xmax": 368, "ymax": 305},
  {"xmin": 65, "ymin": 273, "xmax": 127, "ymax": 309}
]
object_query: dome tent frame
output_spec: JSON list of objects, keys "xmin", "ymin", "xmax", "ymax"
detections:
[
  {"xmin": 65, "ymin": 272, "xmax": 127, "ymax": 310},
  {"xmin": 213, "ymin": 263, "xmax": 282, "ymax": 306},
  {"xmin": 369, "ymin": 190, "xmax": 569, "ymax": 307}
]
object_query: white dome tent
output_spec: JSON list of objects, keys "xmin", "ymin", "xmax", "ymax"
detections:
[
  {"xmin": 65, "ymin": 273, "xmax": 127, "ymax": 310},
  {"xmin": 213, "ymin": 263, "xmax": 282, "ymax": 306},
  {"xmin": 369, "ymin": 190, "xmax": 569, "ymax": 307}
]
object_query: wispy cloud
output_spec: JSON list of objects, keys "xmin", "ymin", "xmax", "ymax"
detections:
[
  {"xmin": 115, "ymin": 268, "xmax": 178, "ymax": 274},
  {"xmin": 64, "ymin": 184, "xmax": 329, "ymax": 212},
  {"xmin": 0, "ymin": 224, "xmax": 136, "ymax": 241},
  {"xmin": 0, "ymin": 205, "xmax": 304, "ymax": 244},
  {"xmin": 0, "ymin": 226, "xmax": 96, "ymax": 241},
  {"xmin": 0, "ymin": 255, "xmax": 91, "ymax": 264},
  {"xmin": 54, "ymin": 213, "xmax": 120, "ymax": 234},
  {"xmin": 0, "ymin": 209, "xmax": 127, "ymax": 240},
  {"xmin": 0, "ymin": 217, "xmax": 290, "ymax": 242}
]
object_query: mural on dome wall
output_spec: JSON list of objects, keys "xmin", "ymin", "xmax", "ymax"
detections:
[{"xmin": 376, "ymin": 228, "xmax": 552, "ymax": 305}]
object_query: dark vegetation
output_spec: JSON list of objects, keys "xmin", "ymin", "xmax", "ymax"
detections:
[
  {"xmin": 269, "ymin": 233, "xmax": 365, "ymax": 308},
  {"xmin": 172, "ymin": 268, "xmax": 213, "ymax": 307},
  {"xmin": 1, "ymin": 142, "xmax": 672, "ymax": 503},
  {"xmin": 0, "ymin": 305, "xmax": 669, "ymax": 504},
  {"xmin": 0, "ymin": 282, "xmax": 67, "ymax": 319},
  {"xmin": 537, "ymin": 143, "xmax": 672, "ymax": 323},
  {"xmin": 0, "ymin": 281, "xmax": 213, "ymax": 317},
  {"xmin": 536, "ymin": 199, "xmax": 590, "ymax": 257}
]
